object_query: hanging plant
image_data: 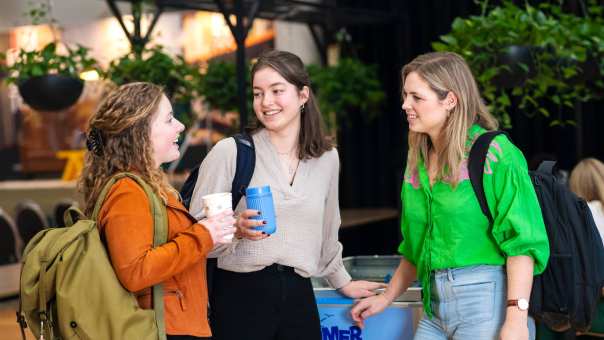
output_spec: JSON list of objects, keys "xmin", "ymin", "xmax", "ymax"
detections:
[
  {"xmin": 1, "ymin": 42, "xmax": 99, "ymax": 111},
  {"xmin": 432, "ymin": 0, "xmax": 604, "ymax": 127},
  {"xmin": 0, "ymin": 1, "xmax": 100, "ymax": 111}
]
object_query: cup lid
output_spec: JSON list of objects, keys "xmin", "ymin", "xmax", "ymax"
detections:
[{"xmin": 246, "ymin": 185, "xmax": 271, "ymax": 196}]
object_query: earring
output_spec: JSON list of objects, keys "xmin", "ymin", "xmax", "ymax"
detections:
[{"xmin": 300, "ymin": 104, "xmax": 306, "ymax": 113}]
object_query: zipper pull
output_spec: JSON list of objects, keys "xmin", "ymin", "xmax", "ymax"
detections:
[
  {"xmin": 39, "ymin": 319, "xmax": 45, "ymax": 340},
  {"xmin": 176, "ymin": 290, "xmax": 186, "ymax": 310}
]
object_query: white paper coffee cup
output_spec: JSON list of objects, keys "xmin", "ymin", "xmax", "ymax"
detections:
[{"xmin": 201, "ymin": 192, "xmax": 234, "ymax": 241}]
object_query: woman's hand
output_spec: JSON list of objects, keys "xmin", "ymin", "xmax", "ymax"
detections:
[
  {"xmin": 199, "ymin": 210, "xmax": 237, "ymax": 245},
  {"xmin": 350, "ymin": 293, "xmax": 392, "ymax": 329},
  {"xmin": 499, "ymin": 311, "xmax": 529, "ymax": 340},
  {"xmin": 338, "ymin": 280, "xmax": 387, "ymax": 299},
  {"xmin": 234, "ymin": 209, "xmax": 270, "ymax": 241}
]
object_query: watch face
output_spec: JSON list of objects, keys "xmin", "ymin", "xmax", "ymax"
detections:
[{"xmin": 518, "ymin": 298, "xmax": 529, "ymax": 310}]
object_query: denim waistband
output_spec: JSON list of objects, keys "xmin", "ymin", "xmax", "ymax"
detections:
[{"xmin": 432, "ymin": 264, "xmax": 504, "ymax": 281}]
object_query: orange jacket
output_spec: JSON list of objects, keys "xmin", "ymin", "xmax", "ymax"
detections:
[{"xmin": 97, "ymin": 178, "xmax": 214, "ymax": 337}]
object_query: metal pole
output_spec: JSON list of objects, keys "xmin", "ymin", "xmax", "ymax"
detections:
[{"xmin": 235, "ymin": 0, "xmax": 248, "ymax": 132}]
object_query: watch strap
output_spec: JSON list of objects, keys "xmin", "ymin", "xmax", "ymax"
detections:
[
  {"xmin": 506, "ymin": 299, "xmax": 529, "ymax": 310},
  {"xmin": 506, "ymin": 299, "xmax": 519, "ymax": 307}
]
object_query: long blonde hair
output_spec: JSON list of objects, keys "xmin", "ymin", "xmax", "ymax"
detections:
[
  {"xmin": 570, "ymin": 158, "xmax": 604, "ymax": 204},
  {"xmin": 79, "ymin": 82, "xmax": 176, "ymax": 215},
  {"xmin": 402, "ymin": 52, "xmax": 498, "ymax": 185}
]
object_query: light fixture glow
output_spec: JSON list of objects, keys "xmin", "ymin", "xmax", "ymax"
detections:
[{"xmin": 79, "ymin": 70, "xmax": 100, "ymax": 81}]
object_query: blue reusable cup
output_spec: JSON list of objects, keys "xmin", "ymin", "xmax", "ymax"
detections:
[{"xmin": 245, "ymin": 186, "xmax": 277, "ymax": 234}]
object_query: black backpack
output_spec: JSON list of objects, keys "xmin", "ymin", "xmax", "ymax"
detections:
[
  {"xmin": 180, "ymin": 132, "xmax": 256, "ymax": 211},
  {"xmin": 179, "ymin": 132, "xmax": 255, "ymax": 297},
  {"xmin": 469, "ymin": 130, "xmax": 604, "ymax": 332}
]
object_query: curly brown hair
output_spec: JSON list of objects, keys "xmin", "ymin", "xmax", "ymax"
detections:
[{"xmin": 79, "ymin": 82, "xmax": 177, "ymax": 215}]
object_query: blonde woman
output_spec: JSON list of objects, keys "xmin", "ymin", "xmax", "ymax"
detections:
[
  {"xmin": 79, "ymin": 82, "xmax": 235, "ymax": 340},
  {"xmin": 570, "ymin": 158, "xmax": 604, "ymax": 242},
  {"xmin": 350, "ymin": 52, "xmax": 549, "ymax": 340}
]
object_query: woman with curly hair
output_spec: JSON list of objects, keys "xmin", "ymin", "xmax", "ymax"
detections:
[{"xmin": 79, "ymin": 82, "xmax": 235, "ymax": 340}]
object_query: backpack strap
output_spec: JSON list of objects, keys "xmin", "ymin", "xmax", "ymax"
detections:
[
  {"xmin": 179, "ymin": 132, "xmax": 256, "ymax": 210},
  {"xmin": 63, "ymin": 207, "xmax": 86, "ymax": 228},
  {"xmin": 179, "ymin": 166, "xmax": 199, "ymax": 210},
  {"xmin": 537, "ymin": 160, "xmax": 557, "ymax": 174},
  {"xmin": 468, "ymin": 130, "xmax": 508, "ymax": 225},
  {"xmin": 231, "ymin": 132, "xmax": 256, "ymax": 208},
  {"xmin": 91, "ymin": 172, "xmax": 168, "ymax": 340}
]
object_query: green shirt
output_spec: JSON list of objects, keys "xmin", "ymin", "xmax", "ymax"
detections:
[{"xmin": 398, "ymin": 124, "xmax": 550, "ymax": 317}]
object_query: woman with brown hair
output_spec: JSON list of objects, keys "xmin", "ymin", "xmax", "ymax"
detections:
[
  {"xmin": 570, "ymin": 157, "xmax": 604, "ymax": 242},
  {"xmin": 350, "ymin": 52, "xmax": 550, "ymax": 339},
  {"xmin": 189, "ymin": 50, "xmax": 384, "ymax": 340},
  {"xmin": 79, "ymin": 82, "xmax": 235, "ymax": 340}
]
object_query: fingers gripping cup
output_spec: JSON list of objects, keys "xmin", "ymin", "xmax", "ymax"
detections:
[
  {"xmin": 201, "ymin": 192, "xmax": 234, "ymax": 241},
  {"xmin": 245, "ymin": 186, "xmax": 277, "ymax": 234}
]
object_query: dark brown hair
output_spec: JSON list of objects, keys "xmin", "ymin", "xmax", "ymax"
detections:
[
  {"xmin": 78, "ymin": 82, "xmax": 176, "ymax": 215},
  {"xmin": 250, "ymin": 50, "xmax": 333, "ymax": 159}
]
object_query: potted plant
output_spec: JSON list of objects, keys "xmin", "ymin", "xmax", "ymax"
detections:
[
  {"xmin": 432, "ymin": 0, "xmax": 604, "ymax": 127},
  {"xmin": 307, "ymin": 58, "xmax": 385, "ymax": 132},
  {"xmin": 105, "ymin": 46, "xmax": 202, "ymax": 129},
  {"xmin": 0, "ymin": 42, "xmax": 99, "ymax": 111}
]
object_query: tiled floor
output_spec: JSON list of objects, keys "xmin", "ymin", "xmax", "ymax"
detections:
[{"xmin": 0, "ymin": 298, "xmax": 34, "ymax": 340}]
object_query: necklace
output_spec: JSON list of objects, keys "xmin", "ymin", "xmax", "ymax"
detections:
[{"xmin": 279, "ymin": 152, "xmax": 299, "ymax": 176}]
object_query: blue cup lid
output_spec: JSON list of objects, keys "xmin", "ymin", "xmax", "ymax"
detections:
[{"xmin": 246, "ymin": 185, "xmax": 271, "ymax": 196}]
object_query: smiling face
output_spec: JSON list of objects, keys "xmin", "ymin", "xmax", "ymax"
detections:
[
  {"xmin": 252, "ymin": 67, "xmax": 309, "ymax": 135},
  {"xmin": 149, "ymin": 95, "xmax": 184, "ymax": 167},
  {"xmin": 402, "ymin": 71, "xmax": 456, "ymax": 141}
]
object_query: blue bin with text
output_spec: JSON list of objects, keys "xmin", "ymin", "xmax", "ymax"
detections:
[
  {"xmin": 313, "ymin": 256, "xmax": 422, "ymax": 340},
  {"xmin": 315, "ymin": 289, "xmax": 415, "ymax": 340}
]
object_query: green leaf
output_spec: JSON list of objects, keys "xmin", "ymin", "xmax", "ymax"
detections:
[
  {"xmin": 441, "ymin": 35, "xmax": 458, "ymax": 46},
  {"xmin": 432, "ymin": 42, "xmax": 449, "ymax": 51}
]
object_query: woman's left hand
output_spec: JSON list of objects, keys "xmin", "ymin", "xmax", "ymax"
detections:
[
  {"xmin": 338, "ymin": 280, "xmax": 387, "ymax": 299},
  {"xmin": 499, "ymin": 314, "xmax": 529, "ymax": 340}
]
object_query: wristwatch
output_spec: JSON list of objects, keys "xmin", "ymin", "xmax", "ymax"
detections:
[{"xmin": 507, "ymin": 298, "xmax": 529, "ymax": 311}]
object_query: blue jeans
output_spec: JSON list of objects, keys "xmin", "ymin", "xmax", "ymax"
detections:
[{"xmin": 414, "ymin": 265, "xmax": 535, "ymax": 340}]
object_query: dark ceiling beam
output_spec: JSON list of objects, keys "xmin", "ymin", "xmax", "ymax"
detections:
[
  {"xmin": 308, "ymin": 24, "xmax": 327, "ymax": 66},
  {"xmin": 214, "ymin": 0, "xmax": 260, "ymax": 131},
  {"xmin": 106, "ymin": 0, "xmax": 133, "ymax": 42},
  {"xmin": 154, "ymin": 0, "xmax": 394, "ymax": 26},
  {"xmin": 105, "ymin": 0, "xmax": 165, "ymax": 55}
]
